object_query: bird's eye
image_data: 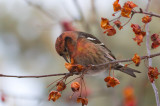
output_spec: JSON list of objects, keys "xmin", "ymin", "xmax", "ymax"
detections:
[{"xmin": 59, "ymin": 48, "xmax": 68, "ymax": 56}]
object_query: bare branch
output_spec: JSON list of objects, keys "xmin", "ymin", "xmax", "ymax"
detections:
[
  {"xmin": 92, "ymin": 52, "xmax": 160, "ymax": 67},
  {"xmin": 122, "ymin": 12, "xmax": 134, "ymax": 27},
  {"xmin": 73, "ymin": 0, "xmax": 85, "ymax": 22},
  {"xmin": 132, "ymin": 9, "xmax": 160, "ymax": 18},
  {"xmin": 144, "ymin": 0, "xmax": 160, "ymax": 106},
  {"xmin": 72, "ymin": 0, "xmax": 90, "ymax": 32},
  {"xmin": 25, "ymin": 0, "xmax": 55, "ymax": 21},
  {"xmin": 0, "ymin": 72, "xmax": 77, "ymax": 78},
  {"xmin": 109, "ymin": 15, "xmax": 121, "ymax": 22},
  {"xmin": 1, "ymin": 52, "xmax": 160, "ymax": 78}
]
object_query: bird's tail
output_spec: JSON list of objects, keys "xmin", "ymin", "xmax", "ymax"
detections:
[{"xmin": 114, "ymin": 64, "xmax": 141, "ymax": 77}]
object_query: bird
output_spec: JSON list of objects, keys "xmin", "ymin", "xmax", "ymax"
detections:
[{"xmin": 55, "ymin": 31, "xmax": 140, "ymax": 77}]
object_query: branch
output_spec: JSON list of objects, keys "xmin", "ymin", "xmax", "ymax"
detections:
[
  {"xmin": 0, "ymin": 72, "xmax": 78, "ymax": 78},
  {"xmin": 109, "ymin": 15, "xmax": 121, "ymax": 22},
  {"xmin": 1, "ymin": 52, "xmax": 160, "ymax": 78},
  {"xmin": 145, "ymin": 0, "xmax": 160, "ymax": 106},
  {"xmin": 25, "ymin": 0, "xmax": 55, "ymax": 21},
  {"xmin": 132, "ymin": 9, "xmax": 160, "ymax": 18},
  {"xmin": 92, "ymin": 52, "xmax": 160, "ymax": 67},
  {"xmin": 73, "ymin": 0, "xmax": 85, "ymax": 22},
  {"xmin": 122, "ymin": 12, "xmax": 134, "ymax": 27},
  {"xmin": 72, "ymin": 0, "xmax": 91, "ymax": 32}
]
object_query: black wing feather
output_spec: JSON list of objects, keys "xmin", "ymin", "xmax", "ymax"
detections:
[{"xmin": 76, "ymin": 31, "xmax": 116, "ymax": 59}]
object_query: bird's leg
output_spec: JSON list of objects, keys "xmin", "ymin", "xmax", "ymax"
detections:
[{"xmin": 109, "ymin": 64, "xmax": 112, "ymax": 76}]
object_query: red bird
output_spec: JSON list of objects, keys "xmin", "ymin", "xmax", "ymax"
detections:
[{"xmin": 55, "ymin": 31, "xmax": 140, "ymax": 77}]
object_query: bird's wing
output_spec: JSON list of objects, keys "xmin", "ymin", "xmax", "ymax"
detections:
[{"xmin": 77, "ymin": 31, "xmax": 116, "ymax": 60}]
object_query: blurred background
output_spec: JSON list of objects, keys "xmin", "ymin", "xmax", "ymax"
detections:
[{"xmin": 0, "ymin": 0, "xmax": 160, "ymax": 106}]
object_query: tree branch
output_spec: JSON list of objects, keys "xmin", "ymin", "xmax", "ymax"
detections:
[
  {"xmin": 132, "ymin": 9, "xmax": 160, "ymax": 18},
  {"xmin": 92, "ymin": 52, "xmax": 160, "ymax": 67},
  {"xmin": 1, "ymin": 52, "xmax": 160, "ymax": 78},
  {"xmin": 25, "ymin": 0, "xmax": 55, "ymax": 21},
  {"xmin": 145, "ymin": 0, "xmax": 160, "ymax": 106},
  {"xmin": 0, "ymin": 72, "xmax": 77, "ymax": 78},
  {"xmin": 72, "ymin": 0, "xmax": 91, "ymax": 32}
]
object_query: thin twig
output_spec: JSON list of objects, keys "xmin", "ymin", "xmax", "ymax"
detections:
[
  {"xmin": 73, "ymin": 0, "xmax": 90, "ymax": 32},
  {"xmin": 65, "ymin": 76, "xmax": 81, "ymax": 85},
  {"xmin": 82, "ymin": 77, "xmax": 87, "ymax": 98},
  {"xmin": 25, "ymin": 0, "xmax": 55, "ymax": 21},
  {"xmin": 48, "ymin": 76, "xmax": 66, "ymax": 92},
  {"xmin": 109, "ymin": 15, "xmax": 121, "ymax": 22},
  {"xmin": 47, "ymin": 77, "xmax": 64, "ymax": 88},
  {"xmin": 80, "ymin": 77, "xmax": 83, "ymax": 97},
  {"xmin": 122, "ymin": 12, "xmax": 134, "ymax": 27},
  {"xmin": 132, "ymin": 9, "xmax": 160, "ymax": 18},
  {"xmin": 145, "ymin": 0, "xmax": 160, "ymax": 106},
  {"xmin": 73, "ymin": 0, "xmax": 85, "ymax": 22}
]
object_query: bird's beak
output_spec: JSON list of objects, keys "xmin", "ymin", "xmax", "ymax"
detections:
[{"xmin": 62, "ymin": 55, "xmax": 69, "ymax": 63}]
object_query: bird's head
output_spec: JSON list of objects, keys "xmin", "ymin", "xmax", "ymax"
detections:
[{"xmin": 55, "ymin": 31, "xmax": 78, "ymax": 62}]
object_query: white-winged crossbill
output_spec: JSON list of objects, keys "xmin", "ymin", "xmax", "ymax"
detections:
[{"xmin": 55, "ymin": 31, "xmax": 140, "ymax": 77}]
